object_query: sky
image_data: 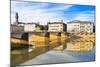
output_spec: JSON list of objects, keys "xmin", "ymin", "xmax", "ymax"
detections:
[{"xmin": 11, "ymin": 1, "xmax": 95, "ymax": 25}]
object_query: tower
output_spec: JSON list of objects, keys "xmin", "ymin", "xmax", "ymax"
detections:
[{"xmin": 15, "ymin": 12, "xmax": 19, "ymax": 24}]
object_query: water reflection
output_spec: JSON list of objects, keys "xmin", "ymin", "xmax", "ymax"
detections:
[
  {"xmin": 53, "ymin": 40, "xmax": 67, "ymax": 52},
  {"xmin": 66, "ymin": 42, "xmax": 94, "ymax": 52},
  {"xmin": 11, "ymin": 34, "xmax": 95, "ymax": 66},
  {"xmin": 20, "ymin": 41, "xmax": 95, "ymax": 65}
]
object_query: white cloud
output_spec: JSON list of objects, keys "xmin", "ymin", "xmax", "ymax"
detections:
[
  {"xmin": 11, "ymin": 1, "xmax": 73, "ymax": 25},
  {"xmin": 73, "ymin": 13, "xmax": 95, "ymax": 22},
  {"xmin": 11, "ymin": 1, "xmax": 95, "ymax": 25}
]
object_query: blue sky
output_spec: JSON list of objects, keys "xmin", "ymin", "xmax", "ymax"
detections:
[{"xmin": 11, "ymin": 1, "xmax": 95, "ymax": 25}]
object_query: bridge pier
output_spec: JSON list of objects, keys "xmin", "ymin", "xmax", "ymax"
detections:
[
  {"xmin": 43, "ymin": 32, "xmax": 50, "ymax": 50},
  {"xmin": 29, "ymin": 32, "xmax": 50, "ymax": 48},
  {"xmin": 56, "ymin": 32, "xmax": 61, "ymax": 45},
  {"xmin": 43, "ymin": 32, "xmax": 50, "ymax": 43},
  {"xmin": 21, "ymin": 32, "xmax": 29, "ymax": 41}
]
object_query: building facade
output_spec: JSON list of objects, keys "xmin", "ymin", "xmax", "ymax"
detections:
[
  {"xmin": 11, "ymin": 12, "xmax": 41, "ymax": 32},
  {"xmin": 24, "ymin": 23, "xmax": 35, "ymax": 32},
  {"xmin": 67, "ymin": 20, "xmax": 94, "ymax": 33},
  {"xmin": 48, "ymin": 21, "xmax": 66, "ymax": 32},
  {"xmin": 11, "ymin": 24, "xmax": 24, "ymax": 33},
  {"xmin": 24, "ymin": 23, "xmax": 41, "ymax": 32}
]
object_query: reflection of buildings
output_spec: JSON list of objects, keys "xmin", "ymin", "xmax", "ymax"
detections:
[
  {"xmin": 53, "ymin": 45, "xmax": 66, "ymax": 51},
  {"xmin": 53, "ymin": 41, "xmax": 66, "ymax": 51},
  {"xmin": 48, "ymin": 21, "xmax": 66, "ymax": 32},
  {"xmin": 67, "ymin": 42, "xmax": 94, "ymax": 51},
  {"xmin": 67, "ymin": 20, "xmax": 94, "ymax": 33}
]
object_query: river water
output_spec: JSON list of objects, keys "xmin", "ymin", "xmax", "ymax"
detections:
[
  {"xmin": 20, "ymin": 43, "xmax": 95, "ymax": 65},
  {"xmin": 11, "ymin": 39, "xmax": 95, "ymax": 66}
]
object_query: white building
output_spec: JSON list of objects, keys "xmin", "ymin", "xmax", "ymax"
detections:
[
  {"xmin": 67, "ymin": 20, "xmax": 94, "ymax": 33},
  {"xmin": 48, "ymin": 21, "xmax": 66, "ymax": 32},
  {"xmin": 11, "ymin": 22, "xmax": 41, "ymax": 32},
  {"xmin": 24, "ymin": 23, "xmax": 40, "ymax": 32},
  {"xmin": 11, "ymin": 12, "xmax": 41, "ymax": 32}
]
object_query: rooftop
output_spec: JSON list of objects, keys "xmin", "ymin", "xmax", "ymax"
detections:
[
  {"xmin": 48, "ymin": 21, "xmax": 66, "ymax": 24},
  {"xmin": 67, "ymin": 20, "xmax": 93, "ymax": 24}
]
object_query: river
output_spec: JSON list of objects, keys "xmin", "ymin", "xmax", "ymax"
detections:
[{"xmin": 11, "ymin": 39, "xmax": 95, "ymax": 66}]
